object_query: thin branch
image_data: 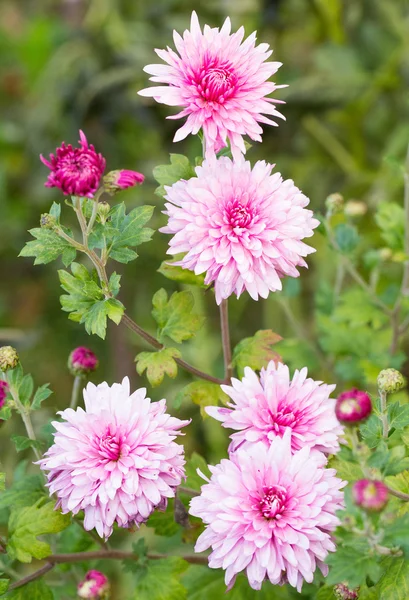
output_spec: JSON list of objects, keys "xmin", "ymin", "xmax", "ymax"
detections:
[
  {"xmin": 387, "ymin": 486, "xmax": 409, "ymax": 502},
  {"xmin": 219, "ymin": 299, "xmax": 233, "ymax": 381},
  {"xmin": 7, "ymin": 380, "xmax": 42, "ymax": 462},
  {"xmin": 178, "ymin": 486, "xmax": 200, "ymax": 497},
  {"xmin": 380, "ymin": 390, "xmax": 389, "ymax": 439},
  {"xmin": 8, "ymin": 563, "xmax": 54, "ymax": 590}
]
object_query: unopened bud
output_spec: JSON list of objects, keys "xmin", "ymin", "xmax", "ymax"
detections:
[
  {"xmin": 379, "ymin": 247, "xmax": 393, "ymax": 261},
  {"xmin": 325, "ymin": 193, "xmax": 344, "ymax": 215},
  {"xmin": 352, "ymin": 479, "xmax": 388, "ymax": 512},
  {"xmin": 103, "ymin": 169, "xmax": 144, "ymax": 195},
  {"xmin": 40, "ymin": 213, "xmax": 57, "ymax": 229},
  {"xmin": 98, "ymin": 201, "xmax": 111, "ymax": 224},
  {"xmin": 77, "ymin": 570, "xmax": 110, "ymax": 599},
  {"xmin": 334, "ymin": 583, "xmax": 360, "ymax": 600},
  {"xmin": 68, "ymin": 347, "xmax": 99, "ymax": 377},
  {"xmin": 335, "ymin": 389, "xmax": 372, "ymax": 424},
  {"xmin": 377, "ymin": 369, "xmax": 405, "ymax": 394},
  {"xmin": 345, "ymin": 200, "xmax": 367, "ymax": 217},
  {"xmin": 0, "ymin": 346, "xmax": 19, "ymax": 372}
]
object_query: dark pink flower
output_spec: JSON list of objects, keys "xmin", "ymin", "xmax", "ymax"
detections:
[
  {"xmin": 103, "ymin": 169, "xmax": 145, "ymax": 194},
  {"xmin": 352, "ymin": 479, "xmax": 388, "ymax": 512},
  {"xmin": 40, "ymin": 130, "xmax": 106, "ymax": 198},
  {"xmin": 0, "ymin": 380, "xmax": 9, "ymax": 408},
  {"xmin": 68, "ymin": 347, "xmax": 99, "ymax": 377},
  {"xmin": 77, "ymin": 570, "xmax": 110, "ymax": 599},
  {"xmin": 335, "ymin": 389, "xmax": 371, "ymax": 424}
]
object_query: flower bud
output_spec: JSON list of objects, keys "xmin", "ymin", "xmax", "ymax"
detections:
[
  {"xmin": 352, "ymin": 479, "xmax": 388, "ymax": 512},
  {"xmin": 0, "ymin": 381, "xmax": 9, "ymax": 408},
  {"xmin": 377, "ymin": 368, "xmax": 405, "ymax": 394},
  {"xmin": 40, "ymin": 213, "xmax": 57, "ymax": 229},
  {"xmin": 345, "ymin": 200, "xmax": 367, "ymax": 217},
  {"xmin": 77, "ymin": 570, "xmax": 110, "ymax": 599},
  {"xmin": 335, "ymin": 389, "xmax": 372, "ymax": 424},
  {"xmin": 379, "ymin": 247, "xmax": 393, "ymax": 261},
  {"xmin": 103, "ymin": 169, "xmax": 144, "ymax": 195},
  {"xmin": 325, "ymin": 193, "xmax": 344, "ymax": 215},
  {"xmin": 98, "ymin": 201, "xmax": 111, "ymax": 224},
  {"xmin": 0, "ymin": 346, "xmax": 19, "ymax": 372},
  {"xmin": 334, "ymin": 583, "xmax": 360, "ymax": 600},
  {"xmin": 68, "ymin": 347, "xmax": 99, "ymax": 377}
]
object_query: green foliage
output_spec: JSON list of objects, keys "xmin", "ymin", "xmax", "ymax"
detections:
[
  {"xmin": 2, "ymin": 580, "xmax": 54, "ymax": 599},
  {"xmin": 132, "ymin": 557, "xmax": 189, "ymax": 600},
  {"xmin": 0, "ymin": 474, "xmax": 4, "ymax": 492},
  {"xmin": 147, "ymin": 499, "xmax": 181, "ymax": 537},
  {"xmin": 152, "ymin": 289, "xmax": 204, "ymax": 343},
  {"xmin": 0, "ymin": 474, "xmax": 45, "ymax": 511},
  {"xmin": 59, "ymin": 263, "xmax": 124, "ymax": 339},
  {"xmin": 158, "ymin": 257, "xmax": 206, "ymax": 287},
  {"xmin": 336, "ymin": 289, "xmax": 388, "ymax": 330},
  {"xmin": 0, "ymin": 580, "xmax": 9, "ymax": 595},
  {"xmin": 184, "ymin": 453, "xmax": 210, "ymax": 492},
  {"xmin": 19, "ymin": 227, "xmax": 76, "ymax": 267},
  {"xmin": 135, "ymin": 348, "xmax": 181, "ymax": 387},
  {"xmin": 7, "ymin": 500, "xmax": 70, "ymax": 563},
  {"xmin": 175, "ymin": 381, "xmax": 228, "ymax": 415},
  {"xmin": 153, "ymin": 154, "xmax": 196, "ymax": 197},
  {"xmin": 31, "ymin": 384, "xmax": 52, "ymax": 410},
  {"xmin": 326, "ymin": 546, "xmax": 382, "ymax": 587},
  {"xmin": 375, "ymin": 559, "xmax": 409, "ymax": 599},
  {"xmin": 10, "ymin": 435, "xmax": 43, "ymax": 454},
  {"xmin": 232, "ymin": 330, "xmax": 282, "ymax": 377},
  {"xmin": 375, "ymin": 202, "xmax": 405, "ymax": 250},
  {"xmin": 334, "ymin": 223, "xmax": 359, "ymax": 253}
]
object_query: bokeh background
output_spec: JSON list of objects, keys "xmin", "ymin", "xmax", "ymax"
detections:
[{"xmin": 1, "ymin": 1, "xmax": 409, "ymax": 594}]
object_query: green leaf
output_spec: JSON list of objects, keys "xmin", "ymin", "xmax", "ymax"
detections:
[
  {"xmin": 132, "ymin": 557, "xmax": 188, "ymax": 600},
  {"xmin": 377, "ymin": 558, "xmax": 409, "ymax": 599},
  {"xmin": 0, "ymin": 475, "xmax": 45, "ymax": 511},
  {"xmin": 158, "ymin": 257, "xmax": 206, "ymax": 287},
  {"xmin": 18, "ymin": 374, "xmax": 34, "ymax": 406},
  {"xmin": 361, "ymin": 414, "xmax": 383, "ymax": 448},
  {"xmin": 334, "ymin": 223, "xmax": 359, "ymax": 253},
  {"xmin": 388, "ymin": 402, "xmax": 409, "ymax": 431},
  {"xmin": 2, "ymin": 580, "xmax": 53, "ymax": 599},
  {"xmin": 136, "ymin": 348, "xmax": 181, "ymax": 387},
  {"xmin": 7, "ymin": 500, "xmax": 70, "ymax": 563},
  {"xmin": 146, "ymin": 499, "xmax": 181, "ymax": 537},
  {"xmin": 153, "ymin": 154, "xmax": 196, "ymax": 197},
  {"xmin": 316, "ymin": 587, "xmax": 336, "ymax": 600},
  {"xmin": 0, "ymin": 474, "xmax": 5, "ymax": 492},
  {"xmin": 184, "ymin": 453, "xmax": 210, "ymax": 492},
  {"xmin": 0, "ymin": 407, "xmax": 11, "ymax": 421},
  {"xmin": 232, "ymin": 330, "xmax": 282, "ymax": 377},
  {"xmin": 386, "ymin": 470, "xmax": 409, "ymax": 495},
  {"xmin": 19, "ymin": 228, "xmax": 76, "ymax": 266},
  {"xmin": 326, "ymin": 547, "xmax": 382, "ymax": 587},
  {"xmin": 106, "ymin": 203, "xmax": 155, "ymax": 264},
  {"xmin": 375, "ymin": 202, "xmax": 405, "ymax": 250},
  {"xmin": 31, "ymin": 384, "xmax": 52, "ymax": 410},
  {"xmin": 330, "ymin": 457, "xmax": 364, "ymax": 482},
  {"xmin": 152, "ymin": 289, "xmax": 204, "ymax": 344},
  {"xmin": 336, "ymin": 289, "xmax": 388, "ymax": 330},
  {"xmin": 10, "ymin": 435, "xmax": 43, "ymax": 454},
  {"xmin": 175, "ymin": 382, "xmax": 228, "ymax": 416},
  {"xmin": 0, "ymin": 579, "xmax": 9, "ymax": 595}
]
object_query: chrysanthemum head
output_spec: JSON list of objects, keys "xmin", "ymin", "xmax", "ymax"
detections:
[
  {"xmin": 68, "ymin": 347, "xmax": 99, "ymax": 377},
  {"xmin": 0, "ymin": 346, "xmax": 19, "ymax": 372},
  {"xmin": 78, "ymin": 570, "xmax": 110, "ymax": 599},
  {"xmin": 103, "ymin": 169, "xmax": 144, "ymax": 195},
  {"xmin": 161, "ymin": 157, "xmax": 319, "ymax": 304},
  {"xmin": 352, "ymin": 479, "xmax": 388, "ymax": 512},
  {"xmin": 139, "ymin": 11, "xmax": 285, "ymax": 160},
  {"xmin": 335, "ymin": 389, "xmax": 372, "ymax": 424},
  {"xmin": 190, "ymin": 431, "xmax": 345, "ymax": 592},
  {"xmin": 206, "ymin": 361, "xmax": 342, "ymax": 455},
  {"xmin": 377, "ymin": 368, "xmax": 405, "ymax": 395},
  {"xmin": 40, "ymin": 130, "xmax": 106, "ymax": 198},
  {"xmin": 39, "ymin": 377, "xmax": 189, "ymax": 539},
  {"xmin": 0, "ymin": 380, "xmax": 9, "ymax": 407}
]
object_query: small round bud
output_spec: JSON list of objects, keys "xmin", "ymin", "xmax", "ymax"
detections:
[
  {"xmin": 325, "ymin": 193, "xmax": 344, "ymax": 214},
  {"xmin": 68, "ymin": 347, "xmax": 99, "ymax": 377},
  {"xmin": 334, "ymin": 583, "xmax": 360, "ymax": 600},
  {"xmin": 77, "ymin": 570, "xmax": 110, "ymax": 599},
  {"xmin": 40, "ymin": 213, "xmax": 57, "ymax": 229},
  {"xmin": 0, "ymin": 381, "xmax": 9, "ymax": 408},
  {"xmin": 377, "ymin": 369, "xmax": 405, "ymax": 394},
  {"xmin": 98, "ymin": 201, "xmax": 111, "ymax": 224},
  {"xmin": 344, "ymin": 200, "xmax": 367, "ymax": 217},
  {"xmin": 335, "ymin": 389, "xmax": 372, "ymax": 424},
  {"xmin": 352, "ymin": 479, "xmax": 388, "ymax": 512},
  {"xmin": 103, "ymin": 169, "xmax": 144, "ymax": 195},
  {"xmin": 0, "ymin": 346, "xmax": 19, "ymax": 372},
  {"xmin": 379, "ymin": 247, "xmax": 393, "ymax": 261}
]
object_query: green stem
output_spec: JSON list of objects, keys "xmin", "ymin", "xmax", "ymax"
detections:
[
  {"xmin": 380, "ymin": 389, "xmax": 389, "ymax": 439},
  {"xmin": 219, "ymin": 299, "xmax": 233, "ymax": 381},
  {"xmin": 69, "ymin": 376, "xmax": 82, "ymax": 410},
  {"xmin": 7, "ymin": 378, "xmax": 41, "ymax": 461},
  {"xmin": 86, "ymin": 198, "xmax": 100, "ymax": 237}
]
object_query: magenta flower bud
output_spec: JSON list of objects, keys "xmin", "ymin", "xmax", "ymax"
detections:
[
  {"xmin": 77, "ymin": 570, "xmax": 110, "ymax": 599},
  {"xmin": 335, "ymin": 388, "xmax": 371, "ymax": 424},
  {"xmin": 334, "ymin": 583, "xmax": 360, "ymax": 600},
  {"xmin": 352, "ymin": 479, "xmax": 388, "ymax": 512},
  {"xmin": 68, "ymin": 347, "xmax": 99, "ymax": 377},
  {"xmin": 0, "ymin": 381, "xmax": 9, "ymax": 408},
  {"xmin": 40, "ymin": 130, "xmax": 106, "ymax": 198},
  {"xmin": 103, "ymin": 169, "xmax": 144, "ymax": 195}
]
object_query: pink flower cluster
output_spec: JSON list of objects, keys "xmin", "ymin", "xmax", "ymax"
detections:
[{"xmin": 40, "ymin": 377, "xmax": 189, "ymax": 539}]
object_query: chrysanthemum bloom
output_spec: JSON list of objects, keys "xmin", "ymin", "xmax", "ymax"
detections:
[
  {"xmin": 0, "ymin": 381, "xmax": 9, "ymax": 407},
  {"xmin": 40, "ymin": 130, "xmax": 106, "ymax": 198},
  {"xmin": 206, "ymin": 361, "xmax": 342, "ymax": 454},
  {"xmin": 103, "ymin": 169, "xmax": 145, "ymax": 195},
  {"xmin": 39, "ymin": 377, "xmax": 189, "ymax": 539},
  {"xmin": 138, "ymin": 11, "xmax": 285, "ymax": 160},
  {"xmin": 352, "ymin": 480, "xmax": 388, "ymax": 512},
  {"xmin": 78, "ymin": 570, "xmax": 110, "ymax": 600},
  {"xmin": 190, "ymin": 431, "xmax": 345, "ymax": 591},
  {"xmin": 335, "ymin": 389, "xmax": 371, "ymax": 424},
  {"xmin": 161, "ymin": 157, "xmax": 319, "ymax": 304},
  {"xmin": 68, "ymin": 346, "xmax": 99, "ymax": 377}
]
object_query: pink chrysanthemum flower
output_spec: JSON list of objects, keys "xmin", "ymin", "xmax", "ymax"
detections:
[
  {"xmin": 39, "ymin": 377, "xmax": 189, "ymax": 539},
  {"xmin": 207, "ymin": 362, "xmax": 343, "ymax": 455},
  {"xmin": 103, "ymin": 169, "xmax": 145, "ymax": 195},
  {"xmin": 68, "ymin": 346, "xmax": 99, "ymax": 377},
  {"xmin": 161, "ymin": 156, "xmax": 319, "ymax": 304},
  {"xmin": 40, "ymin": 130, "xmax": 106, "ymax": 198},
  {"xmin": 190, "ymin": 432, "xmax": 345, "ymax": 592},
  {"xmin": 0, "ymin": 380, "xmax": 9, "ymax": 407},
  {"xmin": 138, "ymin": 12, "xmax": 285, "ymax": 160}
]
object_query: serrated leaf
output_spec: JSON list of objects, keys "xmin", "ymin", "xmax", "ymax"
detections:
[
  {"xmin": 19, "ymin": 228, "xmax": 76, "ymax": 266},
  {"xmin": 377, "ymin": 559, "xmax": 409, "ymax": 599},
  {"xmin": 2, "ymin": 580, "xmax": 53, "ymax": 599},
  {"xmin": 336, "ymin": 289, "xmax": 388, "ymax": 330},
  {"xmin": 232, "ymin": 330, "xmax": 282, "ymax": 377},
  {"xmin": 0, "ymin": 579, "xmax": 9, "ymax": 595},
  {"xmin": 375, "ymin": 202, "xmax": 405, "ymax": 251},
  {"xmin": 136, "ymin": 348, "xmax": 181, "ymax": 387},
  {"xmin": 386, "ymin": 470, "xmax": 409, "ymax": 495},
  {"xmin": 10, "ymin": 435, "xmax": 43, "ymax": 454},
  {"xmin": 132, "ymin": 557, "xmax": 188, "ymax": 600},
  {"xmin": 31, "ymin": 384, "xmax": 52, "ymax": 410},
  {"xmin": 152, "ymin": 289, "xmax": 204, "ymax": 344},
  {"xmin": 360, "ymin": 414, "xmax": 383, "ymax": 448},
  {"xmin": 158, "ymin": 257, "xmax": 206, "ymax": 287},
  {"xmin": 388, "ymin": 402, "xmax": 409, "ymax": 431},
  {"xmin": 153, "ymin": 154, "xmax": 195, "ymax": 197},
  {"xmin": 326, "ymin": 547, "xmax": 382, "ymax": 587},
  {"xmin": 146, "ymin": 499, "xmax": 181, "ymax": 537},
  {"xmin": 330, "ymin": 458, "xmax": 364, "ymax": 482},
  {"xmin": 175, "ymin": 382, "xmax": 228, "ymax": 416},
  {"xmin": 7, "ymin": 500, "xmax": 70, "ymax": 563},
  {"xmin": 0, "ymin": 475, "xmax": 45, "ymax": 511}
]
